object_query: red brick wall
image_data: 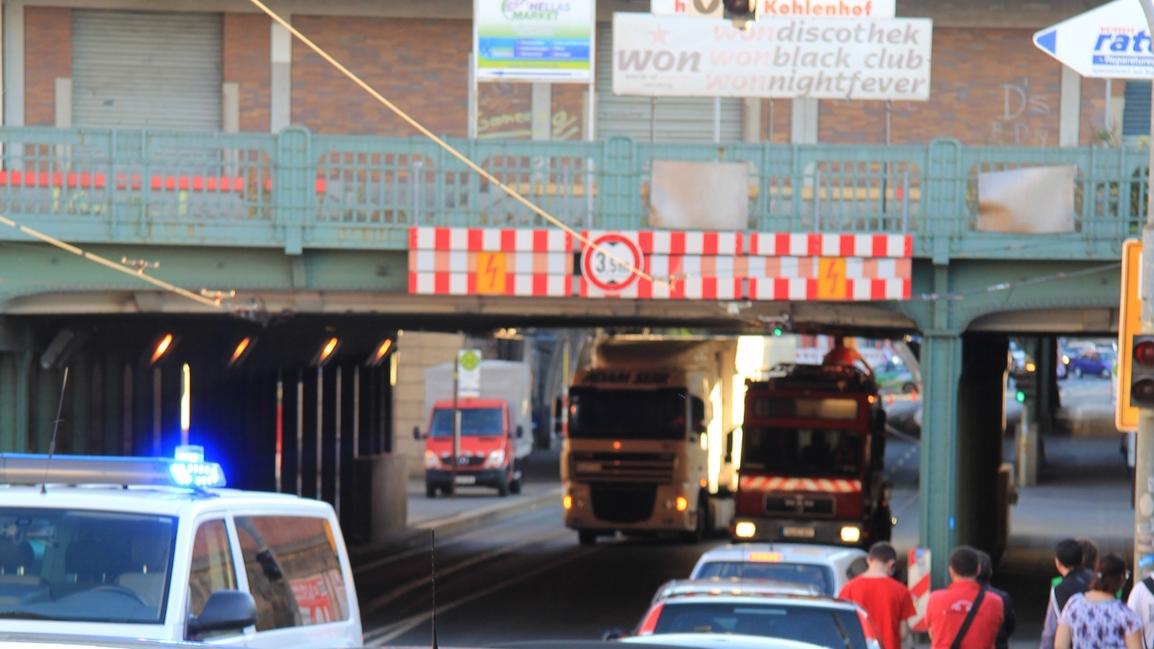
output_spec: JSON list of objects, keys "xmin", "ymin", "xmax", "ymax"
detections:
[
  {"xmin": 25, "ymin": 7, "xmax": 71, "ymax": 126},
  {"xmin": 223, "ymin": 13, "xmax": 270, "ymax": 133},
  {"xmin": 292, "ymin": 16, "xmax": 470, "ymax": 136},
  {"xmin": 870, "ymin": 28, "xmax": 1063, "ymax": 146},
  {"xmin": 765, "ymin": 99, "xmax": 791, "ymax": 144}
]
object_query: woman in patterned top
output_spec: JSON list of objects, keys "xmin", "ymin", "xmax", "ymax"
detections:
[{"xmin": 1056, "ymin": 553, "xmax": 1142, "ymax": 649}]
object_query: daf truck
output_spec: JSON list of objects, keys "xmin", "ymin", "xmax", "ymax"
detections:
[{"xmin": 559, "ymin": 337, "xmax": 739, "ymax": 545}]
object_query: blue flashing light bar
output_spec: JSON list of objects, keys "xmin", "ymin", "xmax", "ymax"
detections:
[{"xmin": 0, "ymin": 449, "xmax": 227, "ymax": 489}]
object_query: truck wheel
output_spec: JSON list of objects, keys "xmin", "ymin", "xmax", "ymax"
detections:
[
  {"xmin": 497, "ymin": 478, "xmax": 510, "ymax": 497},
  {"xmin": 426, "ymin": 483, "xmax": 437, "ymax": 498},
  {"xmin": 578, "ymin": 530, "xmax": 597, "ymax": 546},
  {"xmin": 509, "ymin": 477, "xmax": 522, "ymax": 495}
]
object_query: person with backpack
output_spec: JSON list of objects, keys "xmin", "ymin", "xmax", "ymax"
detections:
[
  {"xmin": 1056, "ymin": 553, "xmax": 1141, "ymax": 649},
  {"xmin": 976, "ymin": 550, "xmax": 1015, "ymax": 649},
  {"xmin": 926, "ymin": 546, "xmax": 1004, "ymax": 649},
  {"xmin": 1126, "ymin": 559, "xmax": 1154, "ymax": 649},
  {"xmin": 1041, "ymin": 538, "xmax": 1095, "ymax": 649}
]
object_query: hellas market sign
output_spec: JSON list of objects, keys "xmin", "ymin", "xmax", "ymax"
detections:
[{"xmin": 474, "ymin": 0, "xmax": 595, "ymax": 83}]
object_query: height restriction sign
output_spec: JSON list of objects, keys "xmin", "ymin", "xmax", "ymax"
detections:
[{"xmin": 581, "ymin": 233, "xmax": 643, "ymax": 293}]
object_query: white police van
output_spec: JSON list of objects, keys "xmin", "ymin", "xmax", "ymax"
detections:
[{"xmin": 0, "ymin": 447, "xmax": 362, "ymax": 647}]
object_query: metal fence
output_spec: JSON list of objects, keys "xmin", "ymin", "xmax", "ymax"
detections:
[{"xmin": 0, "ymin": 126, "xmax": 1145, "ymax": 260}]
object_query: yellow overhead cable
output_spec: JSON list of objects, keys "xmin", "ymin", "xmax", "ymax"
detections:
[
  {"xmin": 246, "ymin": 0, "xmax": 658, "ymax": 286},
  {"xmin": 0, "ymin": 215, "xmax": 224, "ymax": 310}
]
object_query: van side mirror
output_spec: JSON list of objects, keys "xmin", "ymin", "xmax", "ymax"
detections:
[
  {"xmin": 690, "ymin": 397, "xmax": 706, "ymax": 433},
  {"xmin": 724, "ymin": 430, "xmax": 736, "ymax": 463},
  {"xmin": 187, "ymin": 590, "xmax": 256, "ymax": 638},
  {"xmin": 413, "ymin": 425, "xmax": 422, "ymax": 440},
  {"xmin": 516, "ymin": 425, "xmax": 524, "ymax": 439},
  {"xmin": 553, "ymin": 397, "xmax": 564, "ymax": 435}
]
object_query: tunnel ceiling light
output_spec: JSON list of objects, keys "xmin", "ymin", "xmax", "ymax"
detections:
[
  {"xmin": 150, "ymin": 333, "xmax": 175, "ymax": 365},
  {"xmin": 229, "ymin": 336, "xmax": 255, "ymax": 367},
  {"xmin": 316, "ymin": 337, "xmax": 340, "ymax": 366},
  {"xmin": 367, "ymin": 338, "xmax": 393, "ymax": 367}
]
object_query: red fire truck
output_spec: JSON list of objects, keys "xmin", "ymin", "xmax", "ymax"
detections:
[{"xmin": 730, "ymin": 363, "xmax": 891, "ymax": 547}]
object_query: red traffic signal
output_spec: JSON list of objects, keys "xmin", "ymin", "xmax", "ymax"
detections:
[
  {"xmin": 1132, "ymin": 335, "xmax": 1154, "ymax": 408},
  {"xmin": 723, "ymin": 0, "xmax": 759, "ymax": 20}
]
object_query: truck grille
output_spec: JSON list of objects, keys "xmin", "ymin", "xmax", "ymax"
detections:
[
  {"xmin": 591, "ymin": 484, "xmax": 657, "ymax": 523},
  {"xmin": 439, "ymin": 454, "xmax": 485, "ymax": 467},
  {"xmin": 765, "ymin": 495, "xmax": 836, "ymax": 517},
  {"xmin": 570, "ymin": 452, "xmax": 676, "ymax": 483}
]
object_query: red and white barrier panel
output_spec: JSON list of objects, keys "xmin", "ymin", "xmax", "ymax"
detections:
[
  {"xmin": 739, "ymin": 475, "xmax": 863, "ymax": 493},
  {"xmin": 409, "ymin": 226, "xmax": 572, "ymax": 298},
  {"xmin": 908, "ymin": 547, "xmax": 932, "ymax": 632}
]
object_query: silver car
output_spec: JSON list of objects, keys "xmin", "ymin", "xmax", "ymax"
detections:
[{"xmin": 689, "ymin": 544, "xmax": 869, "ymax": 596}]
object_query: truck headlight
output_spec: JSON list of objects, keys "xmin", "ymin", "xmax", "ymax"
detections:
[
  {"xmin": 484, "ymin": 449, "xmax": 506, "ymax": 469},
  {"xmin": 424, "ymin": 451, "xmax": 441, "ymax": 469},
  {"xmin": 734, "ymin": 521, "xmax": 757, "ymax": 539},
  {"xmin": 840, "ymin": 525, "xmax": 862, "ymax": 544}
]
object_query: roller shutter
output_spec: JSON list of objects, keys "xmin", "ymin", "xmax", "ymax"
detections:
[
  {"xmin": 596, "ymin": 23, "xmax": 743, "ymax": 142},
  {"xmin": 72, "ymin": 10, "xmax": 222, "ymax": 131},
  {"xmin": 1124, "ymin": 81, "xmax": 1151, "ymax": 137}
]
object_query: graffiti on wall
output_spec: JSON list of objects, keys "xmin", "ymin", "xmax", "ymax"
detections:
[
  {"xmin": 478, "ymin": 110, "xmax": 581, "ymax": 140},
  {"xmin": 988, "ymin": 77, "xmax": 1053, "ymax": 146}
]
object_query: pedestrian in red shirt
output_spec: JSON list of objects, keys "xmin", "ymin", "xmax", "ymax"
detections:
[
  {"xmin": 926, "ymin": 546, "xmax": 1004, "ymax": 649},
  {"xmin": 839, "ymin": 541, "xmax": 917, "ymax": 649}
]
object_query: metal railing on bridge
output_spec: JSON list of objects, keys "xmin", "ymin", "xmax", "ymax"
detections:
[{"xmin": 0, "ymin": 126, "xmax": 1145, "ymax": 260}]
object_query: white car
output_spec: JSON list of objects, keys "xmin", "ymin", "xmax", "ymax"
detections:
[
  {"xmin": 0, "ymin": 447, "xmax": 361, "ymax": 647},
  {"xmin": 689, "ymin": 544, "xmax": 868, "ymax": 597}
]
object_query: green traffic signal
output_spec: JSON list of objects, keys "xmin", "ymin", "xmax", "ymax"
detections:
[
  {"xmin": 772, "ymin": 326, "xmax": 784, "ymax": 337},
  {"xmin": 1015, "ymin": 389, "xmax": 1026, "ymax": 403}
]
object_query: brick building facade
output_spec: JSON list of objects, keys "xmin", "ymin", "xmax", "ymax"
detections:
[{"xmin": 9, "ymin": 0, "xmax": 1133, "ymax": 146}]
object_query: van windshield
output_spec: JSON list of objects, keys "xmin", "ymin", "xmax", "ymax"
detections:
[
  {"xmin": 430, "ymin": 407, "xmax": 504, "ymax": 437},
  {"xmin": 741, "ymin": 427, "xmax": 863, "ymax": 478},
  {"xmin": 0, "ymin": 508, "xmax": 176, "ymax": 624}
]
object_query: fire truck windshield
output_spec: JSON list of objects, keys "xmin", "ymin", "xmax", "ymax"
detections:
[
  {"xmin": 430, "ymin": 407, "xmax": 504, "ymax": 437},
  {"xmin": 568, "ymin": 387, "xmax": 686, "ymax": 440},
  {"xmin": 742, "ymin": 427, "xmax": 863, "ymax": 478}
]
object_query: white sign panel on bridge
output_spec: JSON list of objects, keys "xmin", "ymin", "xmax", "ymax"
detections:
[
  {"xmin": 1033, "ymin": 0, "xmax": 1152, "ymax": 80},
  {"xmin": 650, "ymin": 0, "xmax": 895, "ymax": 19},
  {"xmin": 612, "ymin": 13, "xmax": 933, "ymax": 101}
]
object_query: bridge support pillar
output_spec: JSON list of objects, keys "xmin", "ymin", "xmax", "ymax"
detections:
[
  {"xmin": 956, "ymin": 334, "xmax": 1009, "ymax": 561},
  {"xmin": 919, "ymin": 332, "xmax": 961, "ymax": 586},
  {"xmin": 1037, "ymin": 336, "xmax": 1059, "ymax": 436},
  {"xmin": 0, "ymin": 317, "xmax": 33, "ymax": 448}
]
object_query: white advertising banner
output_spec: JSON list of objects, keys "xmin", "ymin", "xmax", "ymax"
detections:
[
  {"xmin": 650, "ymin": 0, "xmax": 895, "ymax": 19},
  {"xmin": 612, "ymin": 13, "xmax": 933, "ymax": 101}
]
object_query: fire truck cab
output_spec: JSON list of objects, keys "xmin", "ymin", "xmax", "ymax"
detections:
[{"xmin": 730, "ymin": 363, "xmax": 890, "ymax": 548}]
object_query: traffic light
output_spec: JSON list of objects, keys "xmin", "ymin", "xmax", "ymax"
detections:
[
  {"xmin": 723, "ymin": 0, "xmax": 759, "ymax": 23},
  {"xmin": 1014, "ymin": 369, "xmax": 1037, "ymax": 404},
  {"xmin": 1131, "ymin": 336, "xmax": 1154, "ymax": 408},
  {"xmin": 1118, "ymin": 239, "xmax": 1142, "ymax": 430}
]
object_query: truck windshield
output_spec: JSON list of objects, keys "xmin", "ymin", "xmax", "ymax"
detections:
[
  {"xmin": 430, "ymin": 407, "xmax": 504, "ymax": 437},
  {"xmin": 742, "ymin": 427, "xmax": 863, "ymax": 478},
  {"xmin": 568, "ymin": 388, "xmax": 686, "ymax": 440},
  {"xmin": 0, "ymin": 508, "xmax": 176, "ymax": 624}
]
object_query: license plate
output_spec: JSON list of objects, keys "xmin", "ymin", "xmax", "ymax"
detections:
[
  {"xmin": 782, "ymin": 526, "xmax": 816, "ymax": 539},
  {"xmin": 454, "ymin": 475, "xmax": 477, "ymax": 485},
  {"xmin": 575, "ymin": 462, "xmax": 601, "ymax": 473}
]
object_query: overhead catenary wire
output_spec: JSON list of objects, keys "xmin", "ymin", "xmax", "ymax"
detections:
[
  {"xmin": 0, "ymin": 215, "xmax": 224, "ymax": 310},
  {"xmin": 245, "ymin": 0, "xmax": 658, "ymax": 287}
]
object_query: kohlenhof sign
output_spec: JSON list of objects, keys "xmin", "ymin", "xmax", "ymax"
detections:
[
  {"xmin": 650, "ymin": 0, "xmax": 895, "ymax": 19},
  {"xmin": 612, "ymin": 13, "xmax": 933, "ymax": 101}
]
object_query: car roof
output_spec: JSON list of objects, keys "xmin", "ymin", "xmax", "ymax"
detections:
[
  {"xmin": 656, "ymin": 591, "xmax": 860, "ymax": 611},
  {"xmin": 695, "ymin": 543, "xmax": 867, "ymax": 565},
  {"xmin": 0, "ymin": 485, "xmax": 332, "ymax": 517},
  {"xmin": 622, "ymin": 633, "xmax": 828, "ymax": 649},
  {"xmin": 657, "ymin": 579, "xmax": 822, "ymax": 600}
]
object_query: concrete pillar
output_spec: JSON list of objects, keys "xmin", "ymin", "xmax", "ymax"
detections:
[
  {"xmin": 4, "ymin": 1, "xmax": 24, "ymax": 127},
  {"xmin": 1037, "ymin": 337, "xmax": 1059, "ymax": 435},
  {"xmin": 790, "ymin": 98, "xmax": 819, "ymax": 144},
  {"xmin": 1059, "ymin": 65, "xmax": 1081, "ymax": 147},
  {"xmin": 369, "ymin": 453, "xmax": 408, "ymax": 541},
  {"xmin": 955, "ymin": 334, "xmax": 1008, "ymax": 558},
  {"xmin": 270, "ymin": 20, "xmax": 292, "ymax": 132},
  {"xmin": 742, "ymin": 98, "xmax": 761, "ymax": 142},
  {"xmin": 919, "ymin": 332, "xmax": 962, "ymax": 585}
]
